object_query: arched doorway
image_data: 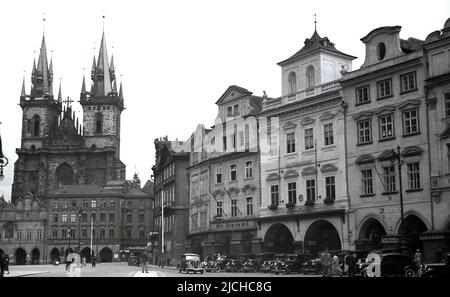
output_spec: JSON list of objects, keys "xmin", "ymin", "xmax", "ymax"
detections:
[
  {"xmin": 399, "ymin": 215, "xmax": 428, "ymax": 252},
  {"xmin": 65, "ymin": 248, "xmax": 74, "ymax": 258},
  {"xmin": 358, "ymin": 218, "xmax": 387, "ymax": 250},
  {"xmin": 81, "ymin": 247, "xmax": 92, "ymax": 263},
  {"xmin": 31, "ymin": 248, "xmax": 40, "ymax": 264},
  {"xmin": 99, "ymin": 247, "xmax": 113, "ymax": 263},
  {"xmin": 50, "ymin": 248, "xmax": 60, "ymax": 263},
  {"xmin": 263, "ymin": 223, "xmax": 294, "ymax": 253},
  {"xmin": 304, "ymin": 220, "xmax": 341, "ymax": 256},
  {"xmin": 15, "ymin": 248, "xmax": 27, "ymax": 265}
]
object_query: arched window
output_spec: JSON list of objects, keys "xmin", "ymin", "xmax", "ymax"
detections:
[
  {"xmin": 288, "ymin": 72, "xmax": 297, "ymax": 95},
  {"xmin": 95, "ymin": 112, "xmax": 103, "ymax": 134},
  {"xmin": 33, "ymin": 115, "xmax": 40, "ymax": 137},
  {"xmin": 55, "ymin": 163, "xmax": 74, "ymax": 186},
  {"xmin": 306, "ymin": 65, "xmax": 315, "ymax": 90}
]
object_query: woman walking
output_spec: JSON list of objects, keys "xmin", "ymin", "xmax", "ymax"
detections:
[{"xmin": 330, "ymin": 254, "xmax": 343, "ymax": 277}]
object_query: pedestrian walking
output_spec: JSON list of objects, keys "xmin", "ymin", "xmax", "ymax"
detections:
[
  {"xmin": 91, "ymin": 254, "xmax": 97, "ymax": 268},
  {"xmin": 330, "ymin": 254, "xmax": 343, "ymax": 277},
  {"xmin": 141, "ymin": 252, "xmax": 149, "ymax": 273},
  {"xmin": 0, "ymin": 252, "xmax": 5, "ymax": 278},
  {"xmin": 414, "ymin": 249, "xmax": 423, "ymax": 276},
  {"xmin": 4, "ymin": 254, "xmax": 9, "ymax": 275},
  {"xmin": 320, "ymin": 248, "xmax": 332, "ymax": 277},
  {"xmin": 346, "ymin": 253, "xmax": 357, "ymax": 277}
]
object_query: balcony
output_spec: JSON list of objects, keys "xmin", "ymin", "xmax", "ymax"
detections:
[{"xmin": 264, "ymin": 79, "xmax": 341, "ymax": 110}]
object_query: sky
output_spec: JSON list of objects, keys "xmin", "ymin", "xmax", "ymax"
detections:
[{"xmin": 0, "ymin": 0, "xmax": 449, "ymax": 201}]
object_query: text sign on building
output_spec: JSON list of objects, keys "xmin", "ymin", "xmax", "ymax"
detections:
[{"xmin": 210, "ymin": 220, "xmax": 256, "ymax": 231}]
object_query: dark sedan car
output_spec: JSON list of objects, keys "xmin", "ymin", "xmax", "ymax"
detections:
[
  {"xmin": 362, "ymin": 252, "xmax": 417, "ymax": 277},
  {"xmin": 273, "ymin": 253, "xmax": 312, "ymax": 274}
]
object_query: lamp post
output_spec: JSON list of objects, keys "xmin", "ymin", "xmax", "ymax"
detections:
[
  {"xmin": 391, "ymin": 145, "xmax": 405, "ymax": 232},
  {"xmin": 0, "ymin": 122, "xmax": 9, "ymax": 181},
  {"xmin": 77, "ymin": 208, "xmax": 82, "ymax": 253}
]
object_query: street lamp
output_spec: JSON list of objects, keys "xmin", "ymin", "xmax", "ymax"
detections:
[
  {"xmin": 0, "ymin": 123, "xmax": 9, "ymax": 181},
  {"xmin": 77, "ymin": 208, "xmax": 82, "ymax": 253},
  {"xmin": 391, "ymin": 145, "xmax": 405, "ymax": 232}
]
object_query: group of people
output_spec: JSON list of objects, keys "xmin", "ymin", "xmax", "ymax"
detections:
[
  {"xmin": 320, "ymin": 248, "xmax": 358, "ymax": 277},
  {"xmin": 0, "ymin": 253, "xmax": 10, "ymax": 277}
]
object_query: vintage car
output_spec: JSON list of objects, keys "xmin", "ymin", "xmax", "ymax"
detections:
[
  {"xmin": 177, "ymin": 253, "xmax": 205, "ymax": 274},
  {"xmin": 255, "ymin": 252, "xmax": 276, "ymax": 273},
  {"xmin": 270, "ymin": 254, "xmax": 288, "ymax": 273},
  {"xmin": 200, "ymin": 254, "xmax": 218, "ymax": 272},
  {"xmin": 224, "ymin": 256, "xmax": 243, "ymax": 272},
  {"xmin": 128, "ymin": 255, "xmax": 141, "ymax": 267},
  {"xmin": 422, "ymin": 252, "xmax": 450, "ymax": 277},
  {"xmin": 273, "ymin": 253, "xmax": 312, "ymax": 274},
  {"xmin": 302, "ymin": 255, "xmax": 322, "ymax": 275},
  {"xmin": 362, "ymin": 252, "xmax": 417, "ymax": 277},
  {"xmin": 213, "ymin": 255, "xmax": 229, "ymax": 272}
]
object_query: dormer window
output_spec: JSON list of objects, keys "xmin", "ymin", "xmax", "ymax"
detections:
[
  {"xmin": 288, "ymin": 72, "xmax": 297, "ymax": 95},
  {"xmin": 377, "ymin": 43, "xmax": 386, "ymax": 61},
  {"xmin": 306, "ymin": 66, "xmax": 315, "ymax": 90}
]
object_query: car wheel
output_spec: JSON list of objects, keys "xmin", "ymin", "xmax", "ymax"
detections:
[
  {"xmin": 214, "ymin": 266, "xmax": 220, "ymax": 273},
  {"xmin": 201, "ymin": 271, "xmax": 204, "ymax": 274},
  {"xmin": 285, "ymin": 267, "xmax": 291, "ymax": 275},
  {"xmin": 405, "ymin": 268, "xmax": 415, "ymax": 278}
]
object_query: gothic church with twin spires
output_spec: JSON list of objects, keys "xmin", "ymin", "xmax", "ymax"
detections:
[{"xmin": 0, "ymin": 30, "xmax": 153, "ymax": 264}]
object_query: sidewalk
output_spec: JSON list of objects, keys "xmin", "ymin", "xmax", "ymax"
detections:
[
  {"xmin": 134, "ymin": 271, "xmax": 160, "ymax": 277},
  {"xmin": 3, "ymin": 270, "xmax": 49, "ymax": 277},
  {"xmin": 148, "ymin": 264, "xmax": 177, "ymax": 270}
]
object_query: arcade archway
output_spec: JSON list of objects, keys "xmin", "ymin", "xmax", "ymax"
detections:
[
  {"xmin": 50, "ymin": 248, "xmax": 60, "ymax": 263},
  {"xmin": 358, "ymin": 218, "xmax": 387, "ymax": 249},
  {"xmin": 304, "ymin": 220, "xmax": 341, "ymax": 256},
  {"xmin": 31, "ymin": 248, "xmax": 40, "ymax": 264},
  {"xmin": 263, "ymin": 223, "xmax": 294, "ymax": 253},
  {"xmin": 398, "ymin": 214, "xmax": 428, "ymax": 252},
  {"xmin": 99, "ymin": 247, "xmax": 113, "ymax": 263},
  {"xmin": 15, "ymin": 248, "xmax": 27, "ymax": 265},
  {"xmin": 81, "ymin": 247, "xmax": 92, "ymax": 263}
]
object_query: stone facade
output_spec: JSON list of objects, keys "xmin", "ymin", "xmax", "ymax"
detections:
[
  {"xmin": 186, "ymin": 85, "xmax": 262, "ymax": 259},
  {"xmin": 151, "ymin": 137, "xmax": 190, "ymax": 266},
  {"xmin": 2, "ymin": 30, "xmax": 152, "ymax": 264},
  {"xmin": 258, "ymin": 29, "xmax": 354, "ymax": 255}
]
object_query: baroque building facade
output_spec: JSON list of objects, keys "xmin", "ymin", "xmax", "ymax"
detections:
[
  {"xmin": 186, "ymin": 86, "xmax": 262, "ymax": 259},
  {"xmin": 258, "ymin": 28, "xmax": 355, "ymax": 255},
  {"xmin": 0, "ymin": 30, "xmax": 152, "ymax": 264},
  {"xmin": 151, "ymin": 137, "xmax": 190, "ymax": 266}
]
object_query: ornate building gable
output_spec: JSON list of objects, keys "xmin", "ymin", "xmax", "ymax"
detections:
[{"xmin": 215, "ymin": 85, "xmax": 253, "ymax": 106}]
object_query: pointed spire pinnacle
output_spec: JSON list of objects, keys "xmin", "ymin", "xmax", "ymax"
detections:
[
  {"xmin": 31, "ymin": 33, "xmax": 53, "ymax": 98},
  {"xmin": 110, "ymin": 54, "xmax": 115, "ymax": 71},
  {"xmin": 91, "ymin": 30, "xmax": 112, "ymax": 96},
  {"xmin": 81, "ymin": 74, "xmax": 86, "ymax": 93},
  {"xmin": 314, "ymin": 13, "xmax": 317, "ymax": 32},
  {"xmin": 113, "ymin": 78, "xmax": 117, "ymax": 93},
  {"xmin": 21, "ymin": 75, "xmax": 26, "ymax": 99},
  {"xmin": 91, "ymin": 55, "xmax": 96, "ymax": 79},
  {"xmin": 58, "ymin": 78, "xmax": 62, "ymax": 102},
  {"xmin": 119, "ymin": 81, "xmax": 123, "ymax": 99},
  {"xmin": 32, "ymin": 58, "xmax": 36, "ymax": 75}
]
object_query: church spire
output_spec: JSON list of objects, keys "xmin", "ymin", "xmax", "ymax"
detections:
[
  {"xmin": 119, "ymin": 81, "xmax": 123, "ymax": 100},
  {"xmin": 58, "ymin": 79, "xmax": 62, "ymax": 102},
  {"xmin": 31, "ymin": 34, "xmax": 54, "ymax": 99},
  {"xmin": 91, "ymin": 31, "xmax": 113, "ymax": 97},
  {"xmin": 20, "ymin": 76, "xmax": 26, "ymax": 100}
]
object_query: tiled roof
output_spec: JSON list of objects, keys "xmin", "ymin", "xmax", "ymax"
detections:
[
  {"xmin": 49, "ymin": 184, "xmax": 117, "ymax": 196},
  {"xmin": 278, "ymin": 30, "xmax": 356, "ymax": 66}
]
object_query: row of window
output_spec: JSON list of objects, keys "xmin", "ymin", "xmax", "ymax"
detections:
[
  {"xmin": 360, "ymin": 162, "xmax": 421, "ymax": 196},
  {"xmin": 0, "ymin": 230, "xmax": 43, "ymax": 240},
  {"xmin": 357, "ymin": 109, "xmax": 419, "ymax": 145},
  {"xmin": 215, "ymin": 196, "xmax": 254, "ymax": 218},
  {"xmin": 226, "ymin": 104, "xmax": 240, "ymax": 117},
  {"xmin": 355, "ymin": 71, "xmax": 417, "ymax": 105},
  {"xmin": 86, "ymin": 105, "xmax": 112, "ymax": 111},
  {"xmin": 284, "ymin": 123, "xmax": 334, "ymax": 154},
  {"xmin": 215, "ymin": 161, "xmax": 253, "ymax": 184},
  {"xmin": 53, "ymin": 212, "xmax": 145, "ymax": 224},
  {"xmin": 51, "ymin": 228, "xmax": 147, "ymax": 240},
  {"xmin": 154, "ymin": 186, "xmax": 176, "ymax": 208},
  {"xmin": 270, "ymin": 177, "xmax": 336, "ymax": 206},
  {"xmin": 287, "ymin": 65, "xmax": 315, "ymax": 95},
  {"xmin": 52, "ymin": 199, "xmax": 144, "ymax": 209},
  {"xmin": 153, "ymin": 215, "xmax": 175, "ymax": 233}
]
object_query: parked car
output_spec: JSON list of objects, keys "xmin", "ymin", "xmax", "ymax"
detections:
[
  {"xmin": 270, "ymin": 254, "xmax": 287, "ymax": 274},
  {"xmin": 422, "ymin": 252, "xmax": 450, "ymax": 277},
  {"xmin": 255, "ymin": 252, "xmax": 276, "ymax": 273},
  {"xmin": 362, "ymin": 252, "xmax": 417, "ymax": 277},
  {"xmin": 213, "ymin": 255, "xmax": 229, "ymax": 272},
  {"xmin": 200, "ymin": 254, "xmax": 217, "ymax": 272},
  {"xmin": 302, "ymin": 254, "xmax": 322, "ymax": 275},
  {"xmin": 128, "ymin": 255, "xmax": 141, "ymax": 267},
  {"xmin": 273, "ymin": 253, "xmax": 312, "ymax": 274},
  {"xmin": 177, "ymin": 253, "xmax": 205, "ymax": 274},
  {"xmin": 224, "ymin": 256, "xmax": 242, "ymax": 272},
  {"xmin": 242, "ymin": 258, "xmax": 260, "ymax": 273}
]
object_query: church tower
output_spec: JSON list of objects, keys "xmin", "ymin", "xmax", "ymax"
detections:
[
  {"xmin": 80, "ymin": 31, "xmax": 126, "ymax": 181},
  {"xmin": 20, "ymin": 35, "xmax": 62, "ymax": 150}
]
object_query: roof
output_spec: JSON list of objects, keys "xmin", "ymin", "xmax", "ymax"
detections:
[
  {"xmin": 49, "ymin": 184, "xmax": 117, "ymax": 196},
  {"xmin": 142, "ymin": 180, "xmax": 154, "ymax": 195},
  {"xmin": 278, "ymin": 30, "xmax": 356, "ymax": 66},
  {"xmin": 215, "ymin": 85, "xmax": 253, "ymax": 105},
  {"xmin": 123, "ymin": 185, "xmax": 151, "ymax": 198}
]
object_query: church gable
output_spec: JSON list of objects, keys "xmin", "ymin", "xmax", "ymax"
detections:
[{"xmin": 215, "ymin": 85, "xmax": 253, "ymax": 106}]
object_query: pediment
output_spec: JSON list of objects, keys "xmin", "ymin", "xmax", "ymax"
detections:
[
  {"xmin": 319, "ymin": 111, "xmax": 336, "ymax": 121},
  {"xmin": 397, "ymin": 99, "xmax": 421, "ymax": 110},
  {"xmin": 353, "ymin": 111, "xmax": 374, "ymax": 121},
  {"xmin": 355, "ymin": 154, "xmax": 375, "ymax": 165},
  {"xmin": 377, "ymin": 149, "xmax": 397, "ymax": 161},
  {"xmin": 211, "ymin": 189, "xmax": 225, "ymax": 197},
  {"xmin": 301, "ymin": 117, "xmax": 315, "ymax": 125},
  {"xmin": 242, "ymin": 184, "xmax": 257, "ymax": 193},
  {"xmin": 215, "ymin": 85, "xmax": 253, "ymax": 105},
  {"xmin": 301, "ymin": 166, "xmax": 317, "ymax": 176},
  {"xmin": 282, "ymin": 121, "xmax": 297, "ymax": 130},
  {"xmin": 375, "ymin": 106, "xmax": 396, "ymax": 115},
  {"xmin": 266, "ymin": 173, "xmax": 281, "ymax": 182},
  {"xmin": 320, "ymin": 164, "xmax": 338, "ymax": 173},
  {"xmin": 283, "ymin": 169, "xmax": 299, "ymax": 179},
  {"xmin": 401, "ymin": 146, "xmax": 423, "ymax": 157},
  {"xmin": 227, "ymin": 187, "xmax": 240, "ymax": 195}
]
